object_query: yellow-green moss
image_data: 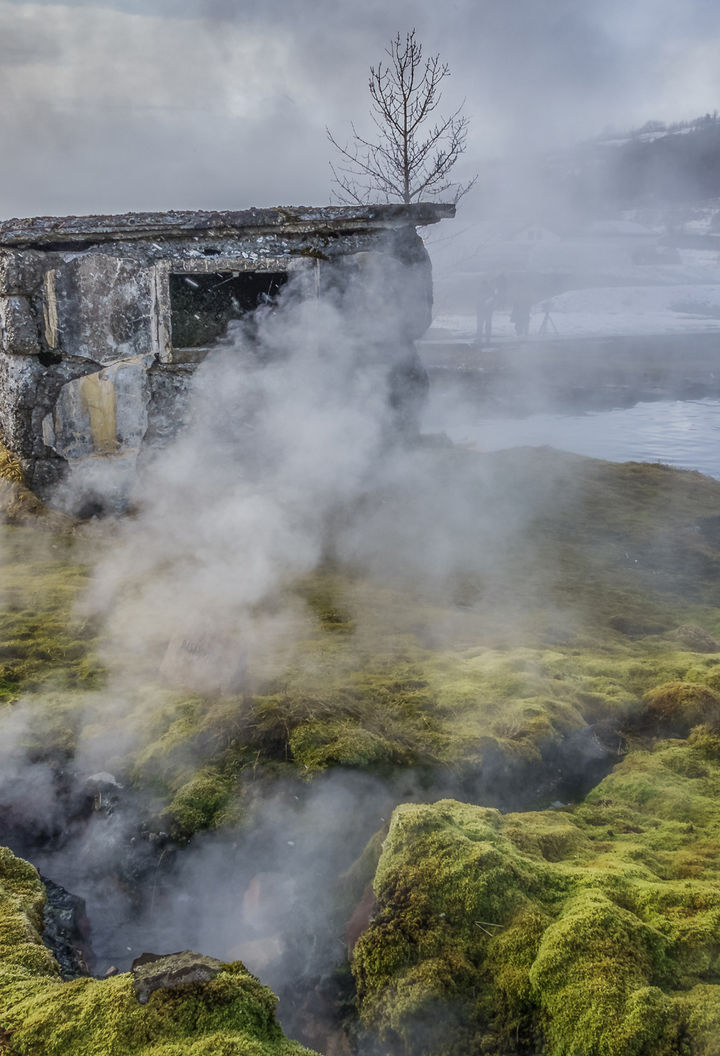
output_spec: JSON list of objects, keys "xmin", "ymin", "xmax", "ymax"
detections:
[
  {"xmin": 5, "ymin": 449, "xmax": 720, "ymax": 833},
  {"xmin": 162, "ymin": 768, "xmax": 236, "ymax": 838},
  {"xmin": 5, "ymin": 450, "xmax": 720, "ymax": 823},
  {"xmin": 0, "ymin": 847, "xmax": 317, "ymax": 1056},
  {"xmin": 352, "ymin": 733, "xmax": 720, "ymax": 1055},
  {"xmin": 4, "ymin": 443, "xmax": 720, "ymax": 1050},
  {"xmin": 0, "ymin": 525, "xmax": 103, "ymax": 707},
  {"xmin": 639, "ymin": 680, "xmax": 720, "ymax": 735}
]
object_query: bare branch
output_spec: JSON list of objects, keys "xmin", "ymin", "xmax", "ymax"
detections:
[{"xmin": 327, "ymin": 29, "xmax": 477, "ymax": 206}]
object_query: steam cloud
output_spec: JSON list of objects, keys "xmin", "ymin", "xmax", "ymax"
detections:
[{"xmin": 0, "ymin": 254, "xmax": 617, "ymax": 1046}]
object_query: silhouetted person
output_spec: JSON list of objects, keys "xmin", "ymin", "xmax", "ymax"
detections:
[
  {"xmin": 476, "ymin": 281, "xmax": 495, "ymax": 344},
  {"xmin": 510, "ymin": 289, "xmax": 532, "ymax": 337}
]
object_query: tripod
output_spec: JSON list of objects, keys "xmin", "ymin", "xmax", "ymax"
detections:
[{"xmin": 538, "ymin": 304, "xmax": 559, "ymax": 336}]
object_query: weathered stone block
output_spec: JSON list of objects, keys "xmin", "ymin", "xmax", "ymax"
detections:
[
  {"xmin": 0, "ymin": 249, "xmax": 44, "ymax": 294},
  {"xmin": 43, "ymin": 354, "xmax": 153, "ymax": 460},
  {"xmin": 0, "ymin": 351, "xmax": 47, "ymax": 456},
  {"xmin": 53, "ymin": 254, "xmax": 155, "ymax": 363},
  {"xmin": 0, "ymin": 204, "xmax": 453, "ymax": 511},
  {"xmin": 0, "ymin": 296, "xmax": 40, "ymax": 356}
]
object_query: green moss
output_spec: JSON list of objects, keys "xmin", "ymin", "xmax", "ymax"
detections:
[
  {"xmin": 289, "ymin": 719, "xmax": 397, "ymax": 770},
  {"xmin": 352, "ymin": 735, "xmax": 720, "ymax": 1055},
  {"xmin": 638, "ymin": 681, "xmax": 720, "ymax": 735},
  {"xmin": 0, "ymin": 525, "xmax": 103, "ymax": 707},
  {"xmin": 162, "ymin": 768, "xmax": 236, "ymax": 838},
  {"xmin": 5, "ymin": 443, "xmax": 720, "ymax": 1049},
  {"xmin": 6, "ymin": 450, "xmax": 720, "ymax": 836},
  {"xmin": 0, "ymin": 847, "xmax": 317, "ymax": 1056}
]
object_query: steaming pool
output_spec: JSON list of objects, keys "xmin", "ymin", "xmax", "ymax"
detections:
[{"xmin": 425, "ymin": 396, "xmax": 720, "ymax": 480}]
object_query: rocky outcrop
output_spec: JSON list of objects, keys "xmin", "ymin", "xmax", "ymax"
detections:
[{"xmin": 40, "ymin": 876, "xmax": 94, "ymax": 980}]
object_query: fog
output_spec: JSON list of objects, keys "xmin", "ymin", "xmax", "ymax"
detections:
[{"xmin": 1, "ymin": 0, "xmax": 720, "ymax": 218}]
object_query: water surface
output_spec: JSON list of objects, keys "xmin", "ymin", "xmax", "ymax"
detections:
[{"xmin": 425, "ymin": 397, "xmax": 720, "ymax": 480}]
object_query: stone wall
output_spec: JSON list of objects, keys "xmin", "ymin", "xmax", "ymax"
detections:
[{"xmin": 0, "ymin": 205, "xmax": 452, "ymax": 512}]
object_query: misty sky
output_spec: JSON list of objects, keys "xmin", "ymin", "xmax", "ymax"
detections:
[{"xmin": 1, "ymin": 0, "xmax": 719, "ymax": 219}]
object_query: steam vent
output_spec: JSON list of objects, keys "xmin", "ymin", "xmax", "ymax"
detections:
[{"xmin": 0, "ymin": 203, "xmax": 453, "ymax": 513}]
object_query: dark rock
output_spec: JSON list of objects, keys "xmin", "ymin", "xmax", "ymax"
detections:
[
  {"xmin": 131, "ymin": 950, "xmax": 225, "ymax": 1004},
  {"xmin": 41, "ymin": 875, "xmax": 94, "ymax": 979},
  {"xmin": 81, "ymin": 771, "xmax": 123, "ymax": 816}
]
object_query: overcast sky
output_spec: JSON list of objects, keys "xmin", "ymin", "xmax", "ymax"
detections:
[{"xmin": 1, "ymin": 0, "xmax": 719, "ymax": 219}]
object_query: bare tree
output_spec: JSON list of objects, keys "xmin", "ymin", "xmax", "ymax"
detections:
[{"xmin": 327, "ymin": 30, "xmax": 476, "ymax": 206}]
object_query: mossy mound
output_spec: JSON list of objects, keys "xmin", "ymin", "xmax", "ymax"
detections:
[
  {"xmin": 352, "ymin": 732, "xmax": 720, "ymax": 1055},
  {"xmin": 671, "ymin": 624, "xmax": 720, "ymax": 653},
  {"xmin": 639, "ymin": 680, "xmax": 720, "ymax": 735},
  {"xmin": 5, "ymin": 444, "xmax": 720, "ymax": 1051},
  {"xmin": 124, "ymin": 448, "xmax": 720, "ymax": 813},
  {"xmin": 0, "ymin": 846, "xmax": 317, "ymax": 1056}
]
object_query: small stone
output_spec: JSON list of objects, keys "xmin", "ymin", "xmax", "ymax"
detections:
[{"xmin": 131, "ymin": 951, "xmax": 224, "ymax": 1005}]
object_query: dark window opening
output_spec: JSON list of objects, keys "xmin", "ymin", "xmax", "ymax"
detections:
[{"xmin": 169, "ymin": 271, "xmax": 288, "ymax": 348}]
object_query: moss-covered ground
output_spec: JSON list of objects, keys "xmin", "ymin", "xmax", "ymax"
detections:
[
  {"xmin": 3, "ymin": 444, "xmax": 720, "ymax": 1051},
  {"xmin": 5, "ymin": 447, "xmax": 720, "ymax": 832},
  {"xmin": 0, "ymin": 845, "xmax": 318, "ymax": 1055},
  {"xmin": 352, "ymin": 724, "xmax": 720, "ymax": 1056},
  {"xmin": 0, "ymin": 525, "xmax": 104, "ymax": 705}
]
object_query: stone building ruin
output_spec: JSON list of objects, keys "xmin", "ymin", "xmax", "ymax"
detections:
[{"xmin": 0, "ymin": 203, "xmax": 453, "ymax": 513}]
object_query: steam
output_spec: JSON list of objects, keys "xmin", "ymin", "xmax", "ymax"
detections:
[
  {"xmin": 0, "ymin": 259, "xmax": 453, "ymax": 1045},
  {"xmin": 81, "ymin": 272, "xmax": 401, "ymax": 696},
  {"xmin": 0, "ymin": 246, "xmax": 657, "ymax": 1047}
]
